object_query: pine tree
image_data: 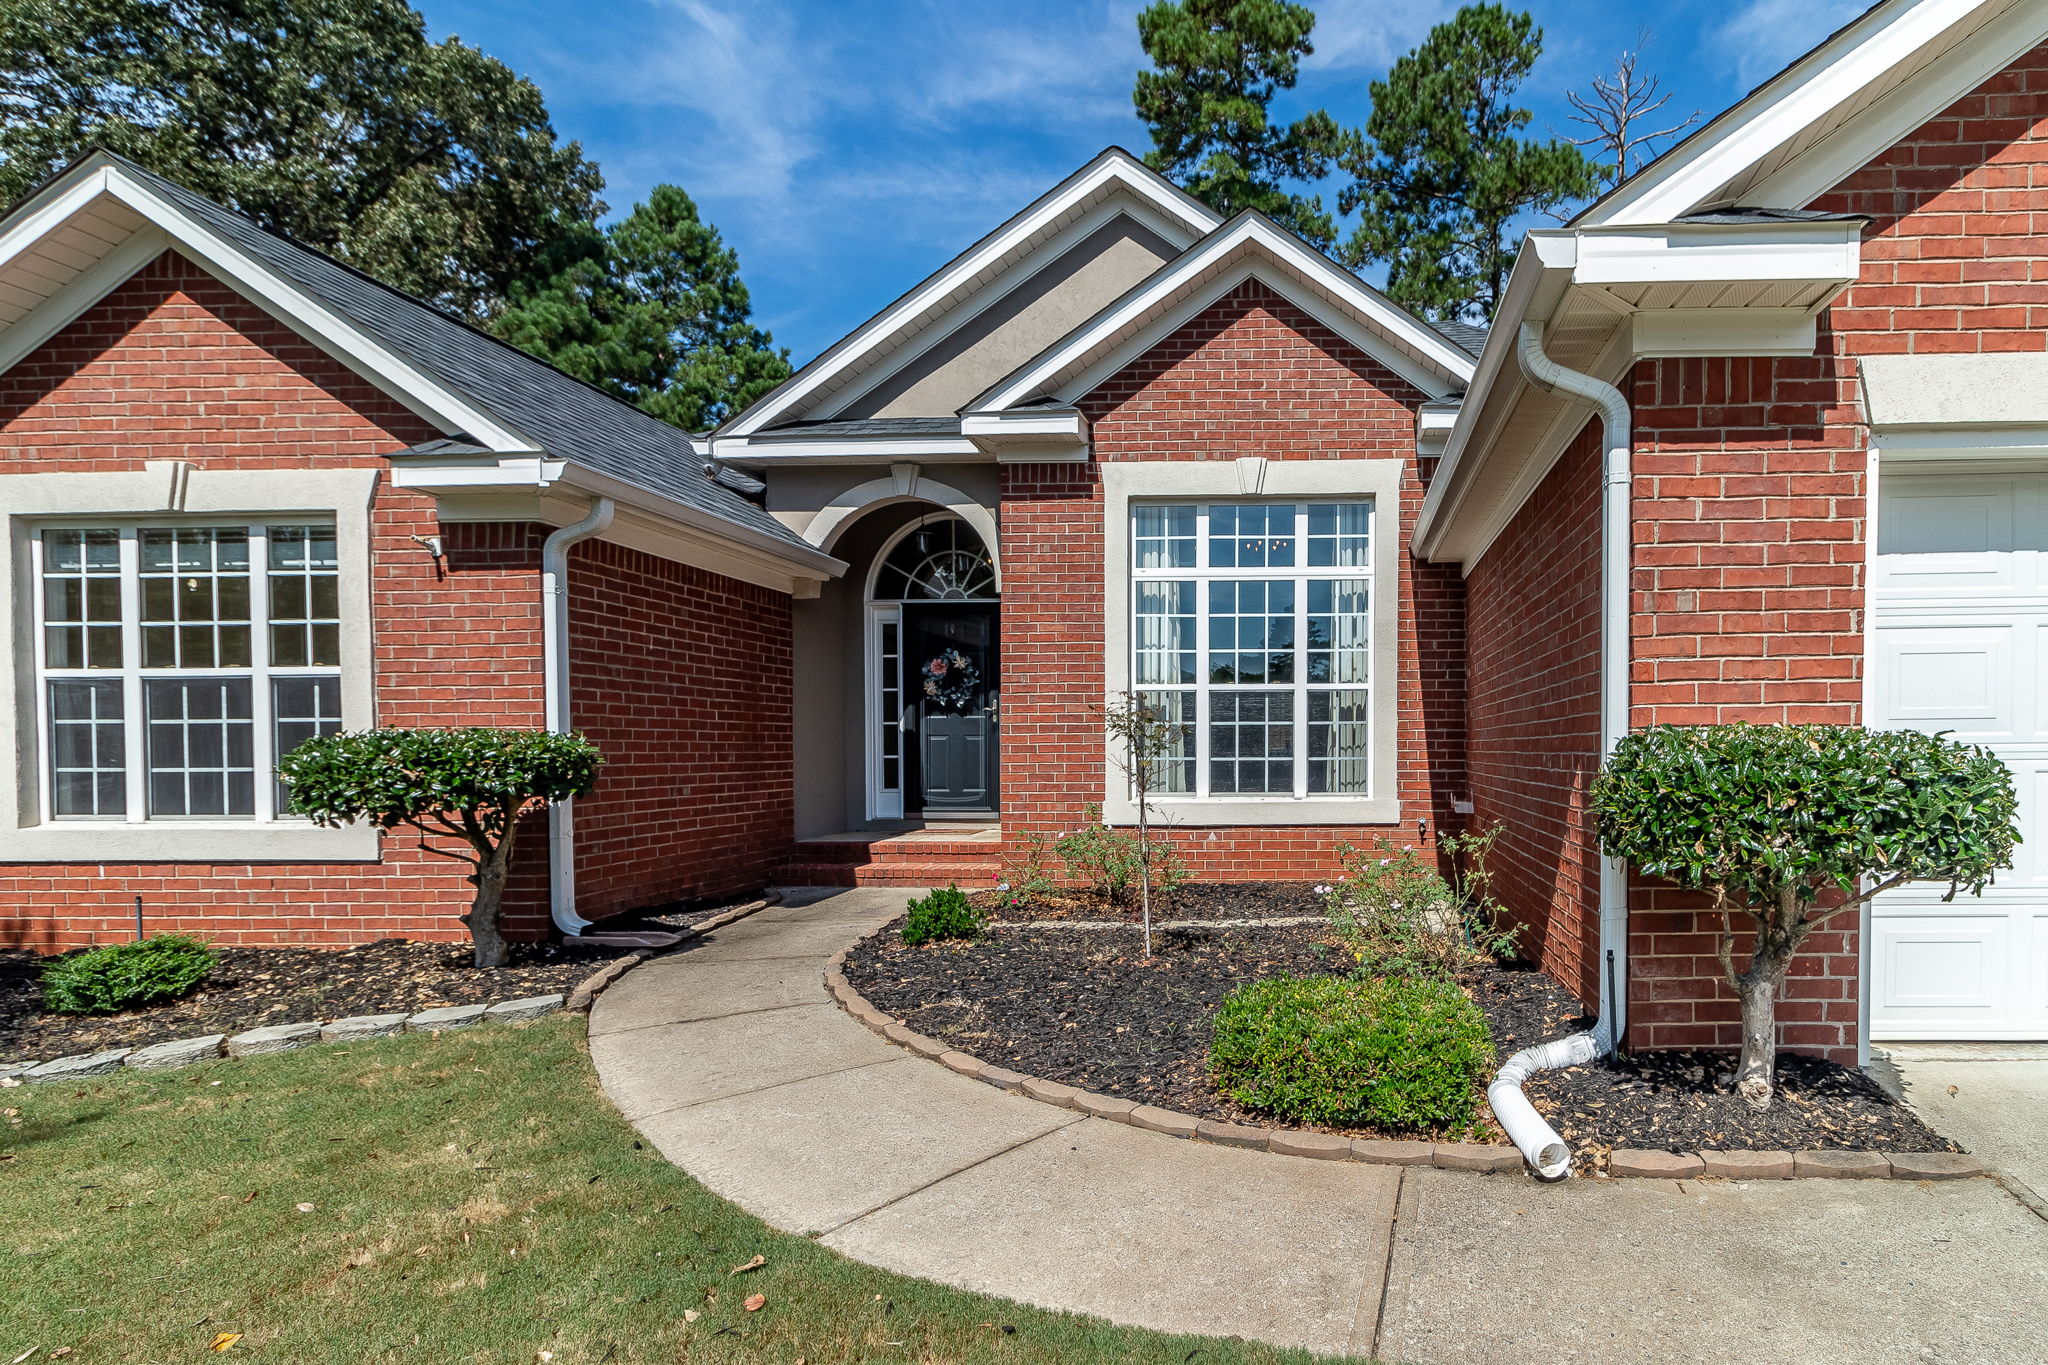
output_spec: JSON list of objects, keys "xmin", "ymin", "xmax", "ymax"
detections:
[
  {"xmin": 494, "ymin": 185, "xmax": 791, "ymax": 433},
  {"xmin": 1338, "ymin": 4, "xmax": 1598, "ymax": 321},
  {"xmin": 1133, "ymin": 0, "xmax": 1343, "ymax": 250},
  {"xmin": 0, "ymin": 0, "xmax": 603, "ymax": 321}
]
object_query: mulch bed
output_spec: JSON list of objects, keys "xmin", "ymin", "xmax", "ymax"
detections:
[
  {"xmin": 0, "ymin": 937, "xmax": 632, "ymax": 1066},
  {"xmin": 844, "ymin": 884, "xmax": 1957, "ymax": 1164}
]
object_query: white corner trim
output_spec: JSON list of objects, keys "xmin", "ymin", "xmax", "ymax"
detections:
[
  {"xmin": 976, "ymin": 218, "xmax": 1475, "ymax": 412},
  {"xmin": 1098, "ymin": 459, "xmax": 1404, "ymax": 828},
  {"xmin": 0, "ymin": 466, "xmax": 381, "ymax": 862},
  {"xmin": 1632, "ymin": 308, "xmax": 1820, "ymax": 357},
  {"xmin": 1861, "ymin": 352, "xmax": 2048, "ymax": 429},
  {"xmin": 803, "ymin": 472, "xmax": 1002, "ymax": 587},
  {"xmin": 720, "ymin": 150, "xmax": 1220, "ymax": 438}
]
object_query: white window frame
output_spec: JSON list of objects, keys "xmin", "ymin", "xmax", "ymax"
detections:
[
  {"xmin": 2, "ymin": 466, "xmax": 378, "ymax": 860},
  {"xmin": 1102, "ymin": 459, "xmax": 1402, "ymax": 826}
]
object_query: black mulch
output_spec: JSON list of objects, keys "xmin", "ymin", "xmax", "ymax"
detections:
[
  {"xmin": 984, "ymin": 882, "xmax": 1324, "ymax": 923},
  {"xmin": 844, "ymin": 895, "xmax": 1958, "ymax": 1166},
  {"xmin": 0, "ymin": 937, "xmax": 631, "ymax": 1066}
]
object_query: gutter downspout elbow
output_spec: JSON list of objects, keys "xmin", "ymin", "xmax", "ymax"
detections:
[
  {"xmin": 542, "ymin": 496, "xmax": 615, "ymax": 937},
  {"xmin": 1485, "ymin": 322, "xmax": 1633, "ymax": 1179}
]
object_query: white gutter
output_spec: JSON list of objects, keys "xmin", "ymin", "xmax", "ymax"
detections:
[
  {"xmin": 541, "ymin": 496, "xmax": 615, "ymax": 936},
  {"xmin": 1485, "ymin": 322, "xmax": 1633, "ymax": 1180}
]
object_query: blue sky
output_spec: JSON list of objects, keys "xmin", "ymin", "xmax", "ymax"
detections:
[{"xmin": 414, "ymin": 0, "xmax": 1869, "ymax": 363}]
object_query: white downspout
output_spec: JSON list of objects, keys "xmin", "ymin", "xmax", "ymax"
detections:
[
  {"xmin": 1484, "ymin": 321, "xmax": 1633, "ymax": 1179},
  {"xmin": 542, "ymin": 496, "xmax": 615, "ymax": 937}
]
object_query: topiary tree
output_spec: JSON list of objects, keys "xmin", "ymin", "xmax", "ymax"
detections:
[
  {"xmin": 1592, "ymin": 723, "xmax": 2019, "ymax": 1107},
  {"xmin": 278, "ymin": 728, "xmax": 602, "ymax": 967}
]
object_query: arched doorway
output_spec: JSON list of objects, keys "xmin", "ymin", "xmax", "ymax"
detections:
[{"xmin": 866, "ymin": 514, "xmax": 999, "ymax": 820}]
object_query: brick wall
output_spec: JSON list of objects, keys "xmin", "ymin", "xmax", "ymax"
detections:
[
  {"xmin": 567, "ymin": 538, "xmax": 793, "ymax": 917},
  {"xmin": 999, "ymin": 279, "xmax": 1464, "ymax": 879},
  {"xmin": 1464, "ymin": 424, "xmax": 1604, "ymax": 1008},
  {"xmin": 0, "ymin": 252, "xmax": 549, "ymax": 951},
  {"xmin": 1600, "ymin": 45, "xmax": 2048, "ymax": 1059}
]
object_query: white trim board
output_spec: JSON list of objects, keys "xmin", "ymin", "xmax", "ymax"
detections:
[
  {"xmin": 0, "ymin": 466, "xmax": 380, "ymax": 862},
  {"xmin": 975, "ymin": 216, "xmax": 1475, "ymax": 412},
  {"xmin": 1098, "ymin": 458, "xmax": 1404, "ymax": 828},
  {"xmin": 719, "ymin": 149, "xmax": 1220, "ymax": 438}
]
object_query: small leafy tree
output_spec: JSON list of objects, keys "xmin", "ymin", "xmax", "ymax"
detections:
[
  {"xmin": 1593, "ymin": 724, "xmax": 2019, "ymax": 1108},
  {"xmin": 278, "ymin": 728, "xmax": 602, "ymax": 967},
  {"xmin": 1102, "ymin": 693, "xmax": 1192, "ymax": 955}
]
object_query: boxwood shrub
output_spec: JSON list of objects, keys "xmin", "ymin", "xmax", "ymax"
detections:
[
  {"xmin": 42, "ymin": 935, "xmax": 216, "ymax": 1015},
  {"xmin": 1210, "ymin": 974, "xmax": 1493, "ymax": 1133},
  {"xmin": 901, "ymin": 884, "xmax": 981, "ymax": 946}
]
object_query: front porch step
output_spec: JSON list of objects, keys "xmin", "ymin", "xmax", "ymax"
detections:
[
  {"xmin": 773, "ymin": 827, "xmax": 1003, "ymax": 889},
  {"xmin": 773, "ymin": 859, "xmax": 1002, "ymax": 889}
]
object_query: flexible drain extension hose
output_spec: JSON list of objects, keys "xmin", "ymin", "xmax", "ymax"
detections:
[{"xmin": 1487, "ymin": 1029, "xmax": 1610, "ymax": 1180}]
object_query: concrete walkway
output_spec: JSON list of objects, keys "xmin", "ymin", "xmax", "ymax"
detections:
[{"xmin": 590, "ymin": 888, "xmax": 2048, "ymax": 1364}]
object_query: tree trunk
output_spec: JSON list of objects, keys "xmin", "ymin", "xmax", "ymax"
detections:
[
  {"xmin": 1731, "ymin": 891, "xmax": 1802, "ymax": 1109},
  {"xmin": 462, "ymin": 834, "xmax": 515, "ymax": 969},
  {"xmin": 1136, "ymin": 794, "xmax": 1153, "ymax": 958}
]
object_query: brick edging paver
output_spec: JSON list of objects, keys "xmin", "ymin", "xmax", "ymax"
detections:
[
  {"xmin": 823, "ymin": 921, "xmax": 1988, "ymax": 1184},
  {"xmin": 2, "ymin": 892, "xmax": 788, "ymax": 1087}
]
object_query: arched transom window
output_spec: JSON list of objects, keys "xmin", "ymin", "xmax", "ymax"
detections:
[{"xmin": 872, "ymin": 517, "xmax": 998, "ymax": 601}]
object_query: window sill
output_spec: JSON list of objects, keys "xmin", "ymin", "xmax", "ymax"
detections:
[
  {"xmin": 1099, "ymin": 794, "xmax": 1400, "ymax": 828},
  {"xmin": 0, "ymin": 821, "xmax": 380, "ymax": 863}
]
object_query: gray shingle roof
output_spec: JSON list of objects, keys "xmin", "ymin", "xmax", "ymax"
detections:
[
  {"xmin": 107, "ymin": 155, "xmax": 811, "ymax": 553},
  {"xmin": 1428, "ymin": 319, "xmax": 1489, "ymax": 357}
]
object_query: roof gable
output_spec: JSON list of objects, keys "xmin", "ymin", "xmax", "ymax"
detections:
[
  {"xmin": 1578, "ymin": 0, "xmax": 2044, "ymax": 227},
  {"xmin": 968, "ymin": 213, "xmax": 1476, "ymax": 414},
  {"xmin": 719, "ymin": 148, "xmax": 1220, "ymax": 437},
  {"xmin": 0, "ymin": 152, "xmax": 821, "ymax": 560}
]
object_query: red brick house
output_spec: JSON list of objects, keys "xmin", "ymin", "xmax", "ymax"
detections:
[{"xmin": 2, "ymin": 0, "xmax": 2044, "ymax": 1070}]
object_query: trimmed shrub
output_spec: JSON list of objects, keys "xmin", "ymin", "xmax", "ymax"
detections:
[
  {"xmin": 1210, "ymin": 974, "xmax": 1494, "ymax": 1133},
  {"xmin": 902, "ymin": 885, "xmax": 981, "ymax": 946},
  {"xmin": 1593, "ymin": 722, "xmax": 2019, "ymax": 1106},
  {"xmin": 42, "ymin": 935, "xmax": 216, "ymax": 1015}
]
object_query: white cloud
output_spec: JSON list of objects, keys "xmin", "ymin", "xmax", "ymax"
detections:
[
  {"xmin": 1713, "ymin": 0, "xmax": 1869, "ymax": 89},
  {"xmin": 1303, "ymin": 0, "xmax": 1457, "ymax": 72}
]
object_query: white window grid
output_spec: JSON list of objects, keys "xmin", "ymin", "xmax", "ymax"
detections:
[
  {"xmin": 1131, "ymin": 500, "xmax": 1374, "ymax": 801},
  {"xmin": 32, "ymin": 520, "xmax": 344, "ymax": 824}
]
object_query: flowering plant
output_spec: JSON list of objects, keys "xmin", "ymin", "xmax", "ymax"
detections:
[{"xmin": 921, "ymin": 648, "xmax": 980, "ymax": 710}]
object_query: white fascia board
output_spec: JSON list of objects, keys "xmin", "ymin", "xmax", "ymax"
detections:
[
  {"xmin": 720, "ymin": 150, "xmax": 1221, "ymax": 439},
  {"xmin": 1415, "ymin": 403, "xmax": 1461, "ymax": 458},
  {"xmin": 960, "ymin": 408, "xmax": 1090, "ymax": 463},
  {"xmin": 1633, "ymin": 308, "xmax": 1820, "ymax": 357},
  {"xmin": 978, "ymin": 217, "xmax": 1474, "ymax": 412},
  {"xmin": 1581, "ymin": 0, "xmax": 2004, "ymax": 226},
  {"xmin": 62, "ymin": 165, "xmax": 538, "ymax": 453},
  {"xmin": 1572, "ymin": 221, "xmax": 1864, "ymax": 287},
  {"xmin": 712, "ymin": 435, "xmax": 987, "ymax": 465},
  {"xmin": 391, "ymin": 458, "xmax": 845, "ymax": 587},
  {"xmin": 820, "ymin": 194, "xmax": 1199, "ymax": 420},
  {"xmin": 1746, "ymin": 0, "xmax": 2048, "ymax": 208},
  {"xmin": 1412, "ymin": 235, "xmax": 1576, "ymax": 560},
  {"xmin": 0, "ymin": 227, "xmax": 169, "ymax": 376}
]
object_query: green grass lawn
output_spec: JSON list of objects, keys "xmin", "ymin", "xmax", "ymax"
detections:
[{"xmin": 1, "ymin": 1014, "xmax": 1357, "ymax": 1364}]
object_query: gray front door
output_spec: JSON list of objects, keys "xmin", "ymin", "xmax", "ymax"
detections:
[{"xmin": 905, "ymin": 604, "xmax": 997, "ymax": 814}]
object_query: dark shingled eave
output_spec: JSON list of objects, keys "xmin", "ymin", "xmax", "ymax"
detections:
[{"xmin": 79, "ymin": 153, "xmax": 816, "ymax": 559}]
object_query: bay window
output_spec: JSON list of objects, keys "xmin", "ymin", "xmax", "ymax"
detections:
[
  {"xmin": 35, "ymin": 521, "xmax": 344, "ymax": 823},
  {"xmin": 1131, "ymin": 500, "xmax": 1373, "ymax": 801}
]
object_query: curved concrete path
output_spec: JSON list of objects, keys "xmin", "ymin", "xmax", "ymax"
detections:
[{"xmin": 591, "ymin": 887, "xmax": 2048, "ymax": 1364}]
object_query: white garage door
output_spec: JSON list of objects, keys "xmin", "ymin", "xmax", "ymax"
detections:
[{"xmin": 1872, "ymin": 469, "xmax": 2048, "ymax": 1040}]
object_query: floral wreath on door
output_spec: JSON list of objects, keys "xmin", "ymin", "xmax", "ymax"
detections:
[{"xmin": 921, "ymin": 648, "xmax": 980, "ymax": 710}]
